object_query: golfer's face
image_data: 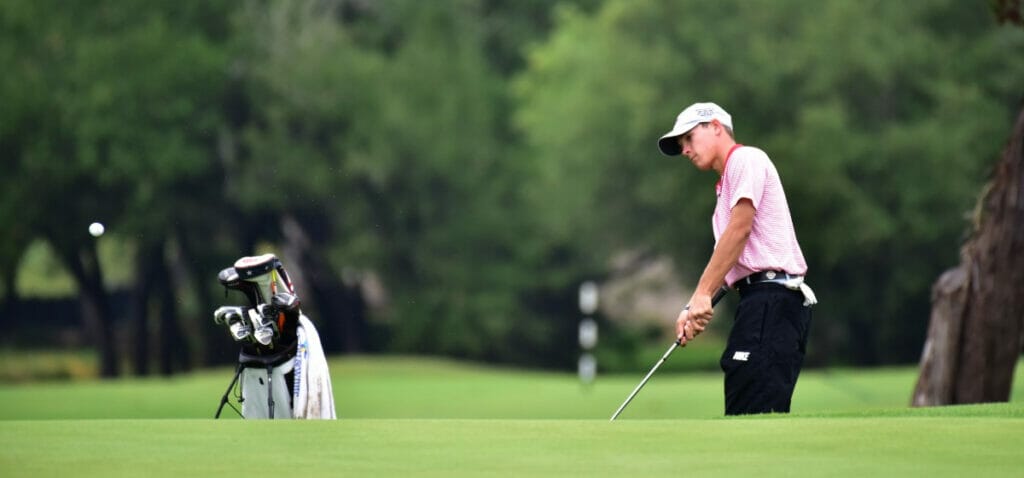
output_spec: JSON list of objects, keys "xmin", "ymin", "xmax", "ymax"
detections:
[{"xmin": 677, "ymin": 123, "xmax": 712, "ymax": 170}]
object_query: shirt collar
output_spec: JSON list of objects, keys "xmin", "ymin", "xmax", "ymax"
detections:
[{"xmin": 716, "ymin": 143, "xmax": 744, "ymax": 193}]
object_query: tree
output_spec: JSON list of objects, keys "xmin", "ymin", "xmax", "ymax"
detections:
[
  {"xmin": 0, "ymin": 0, "xmax": 233, "ymax": 376},
  {"xmin": 913, "ymin": 2, "xmax": 1024, "ymax": 406},
  {"xmin": 913, "ymin": 105, "xmax": 1024, "ymax": 405},
  {"xmin": 229, "ymin": 0, "xmax": 589, "ymax": 365},
  {"xmin": 514, "ymin": 0, "xmax": 1024, "ymax": 365}
]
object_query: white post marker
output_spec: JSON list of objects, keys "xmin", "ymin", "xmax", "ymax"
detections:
[
  {"xmin": 578, "ymin": 281, "xmax": 599, "ymax": 386},
  {"xmin": 578, "ymin": 281, "xmax": 598, "ymax": 315},
  {"xmin": 579, "ymin": 318, "xmax": 598, "ymax": 350},
  {"xmin": 578, "ymin": 353, "xmax": 596, "ymax": 385}
]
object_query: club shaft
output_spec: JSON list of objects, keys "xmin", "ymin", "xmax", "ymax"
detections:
[
  {"xmin": 609, "ymin": 286, "xmax": 729, "ymax": 421},
  {"xmin": 609, "ymin": 341, "xmax": 678, "ymax": 421}
]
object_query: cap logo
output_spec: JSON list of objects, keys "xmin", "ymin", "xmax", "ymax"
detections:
[{"xmin": 696, "ymin": 108, "xmax": 715, "ymax": 118}]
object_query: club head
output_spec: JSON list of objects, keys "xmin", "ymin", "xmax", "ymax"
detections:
[
  {"xmin": 213, "ymin": 305, "xmax": 246, "ymax": 325},
  {"xmin": 253, "ymin": 326, "xmax": 275, "ymax": 345},
  {"xmin": 213, "ymin": 307, "xmax": 228, "ymax": 325},
  {"xmin": 270, "ymin": 292, "xmax": 299, "ymax": 312},
  {"xmin": 229, "ymin": 321, "xmax": 253, "ymax": 341},
  {"xmin": 256, "ymin": 303, "xmax": 278, "ymax": 322},
  {"xmin": 245, "ymin": 307, "xmax": 278, "ymax": 346}
]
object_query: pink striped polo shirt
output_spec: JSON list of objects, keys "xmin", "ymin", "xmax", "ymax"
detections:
[{"xmin": 713, "ymin": 145, "xmax": 807, "ymax": 287}]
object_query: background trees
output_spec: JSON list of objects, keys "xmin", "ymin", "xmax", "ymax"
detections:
[
  {"xmin": 1, "ymin": 0, "xmax": 234, "ymax": 376},
  {"xmin": 2, "ymin": 0, "xmax": 1021, "ymax": 375},
  {"xmin": 514, "ymin": 0, "xmax": 1024, "ymax": 365}
]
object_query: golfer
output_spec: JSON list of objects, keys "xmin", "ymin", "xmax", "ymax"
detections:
[{"xmin": 658, "ymin": 102, "xmax": 817, "ymax": 415}]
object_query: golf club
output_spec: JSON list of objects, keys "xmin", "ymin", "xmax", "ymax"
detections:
[{"xmin": 610, "ymin": 285, "xmax": 729, "ymax": 421}]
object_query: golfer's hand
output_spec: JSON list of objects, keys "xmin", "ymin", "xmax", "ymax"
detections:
[
  {"xmin": 675, "ymin": 309, "xmax": 689, "ymax": 345},
  {"xmin": 676, "ymin": 292, "xmax": 714, "ymax": 345},
  {"xmin": 686, "ymin": 293, "xmax": 713, "ymax": 323},
  {"xmin": 676, "ymin": 313, "xmax": 709, "ymax": 345}
]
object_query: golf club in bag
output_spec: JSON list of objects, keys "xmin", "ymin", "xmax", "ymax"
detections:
[
  {"xmin": 610, "ymin": 286, "xmax": 729, "ymax": 421},
  {"xmin": 213, "ymin": 253, "xmax": 336, "ymax": 419}
]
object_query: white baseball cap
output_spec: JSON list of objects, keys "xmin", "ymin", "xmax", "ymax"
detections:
[{"xmin": 657, "ymin": 102, "xmax": 733, "ymax": 156}]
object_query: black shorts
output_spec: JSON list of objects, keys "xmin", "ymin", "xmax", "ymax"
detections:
[{"xmin": 720, "ymin": 282, "xmax": 812, "ymax": 415}]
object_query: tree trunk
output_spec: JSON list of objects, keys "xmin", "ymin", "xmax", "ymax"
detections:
[
  {"xmin": 173, "ymin": 226, "xmax": 230, "ymax": 367},
  {"xmin": 59, "ymin": 242, "xmax": 119, "ymax": 378},
  {"xmin": 153, "ymin": 240, "xmax": 188, "ymax": 376},
  {"xmin": 156, "ymin": 264, "xmax": 183, "ymax": 376},
  {"xmin": 1, "ymin": 266, "xmax": 19, "ymax": 335},
  {"xmin": 130, "ymin": 241, "xmax": 162, "ymax": 376},
  {"xmin": 280, "ymin": 213, "xmax": 368, "ymax": 354},
  {"xmin": 913, "ymin": 104, "xmax": 1024, "ymax": 406}
]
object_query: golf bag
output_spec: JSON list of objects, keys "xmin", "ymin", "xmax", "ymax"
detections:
[{"xmin": 213, "ymin": 253, "xmax": 336, "ymax": 419}]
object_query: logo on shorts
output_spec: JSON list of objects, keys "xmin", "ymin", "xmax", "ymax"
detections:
[{"xmin": 732, "ymin": 351, "xmax": 750, "ymax": 361}]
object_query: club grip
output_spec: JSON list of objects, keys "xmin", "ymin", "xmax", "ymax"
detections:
[
  {"xmin": 681, "ymin": 285, "xmax": 730, "ymax": 313},
  {"xmin": 674, "ymin": 286, "xmax": 730, "ymax": 346},
  {"xmin": 711, "ymin": 285, "xmax": 729, "ymax": 306}
]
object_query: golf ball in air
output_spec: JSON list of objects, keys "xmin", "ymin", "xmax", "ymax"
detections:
[{"xmin": 89, "ymin": 222, "xmax": 105, "ymax": 237}]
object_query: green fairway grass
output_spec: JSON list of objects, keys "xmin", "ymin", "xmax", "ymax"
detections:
[
  {"xmin": 0, "ymin": 357, "xmax": 1022, "ymax": 476},
  {"xmin": 1, "ymin": 413, "xmax": 1022, "ymax": 477},
  {"xmin": 1, "ymin": 356, "xmax": 1021, "ymax": 420}
]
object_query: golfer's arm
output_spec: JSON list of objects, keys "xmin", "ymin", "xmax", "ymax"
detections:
[{"xmin": 696, "ymin": 199, "xmax": 754, "ymax": 297}]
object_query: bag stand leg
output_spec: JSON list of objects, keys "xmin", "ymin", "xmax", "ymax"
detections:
[
  {"xmin": 215, "ymin": 364, "xmax": 244, "ymax": 419},
  {"xmin": 267, "ymin": 363, "xmax": 275, "ymax": 419},
  {"xmin": 213, "ymin": 362, "xmax": 278, "ymax": 419},
  {"xmin": 215, "ymin": 342, "xmax": 296, "ymax": 419}
]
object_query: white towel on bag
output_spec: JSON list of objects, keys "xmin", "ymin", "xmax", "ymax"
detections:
[{"xmin": 292, "ymin": 314, "xmax": 337, "ymax": 419}]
